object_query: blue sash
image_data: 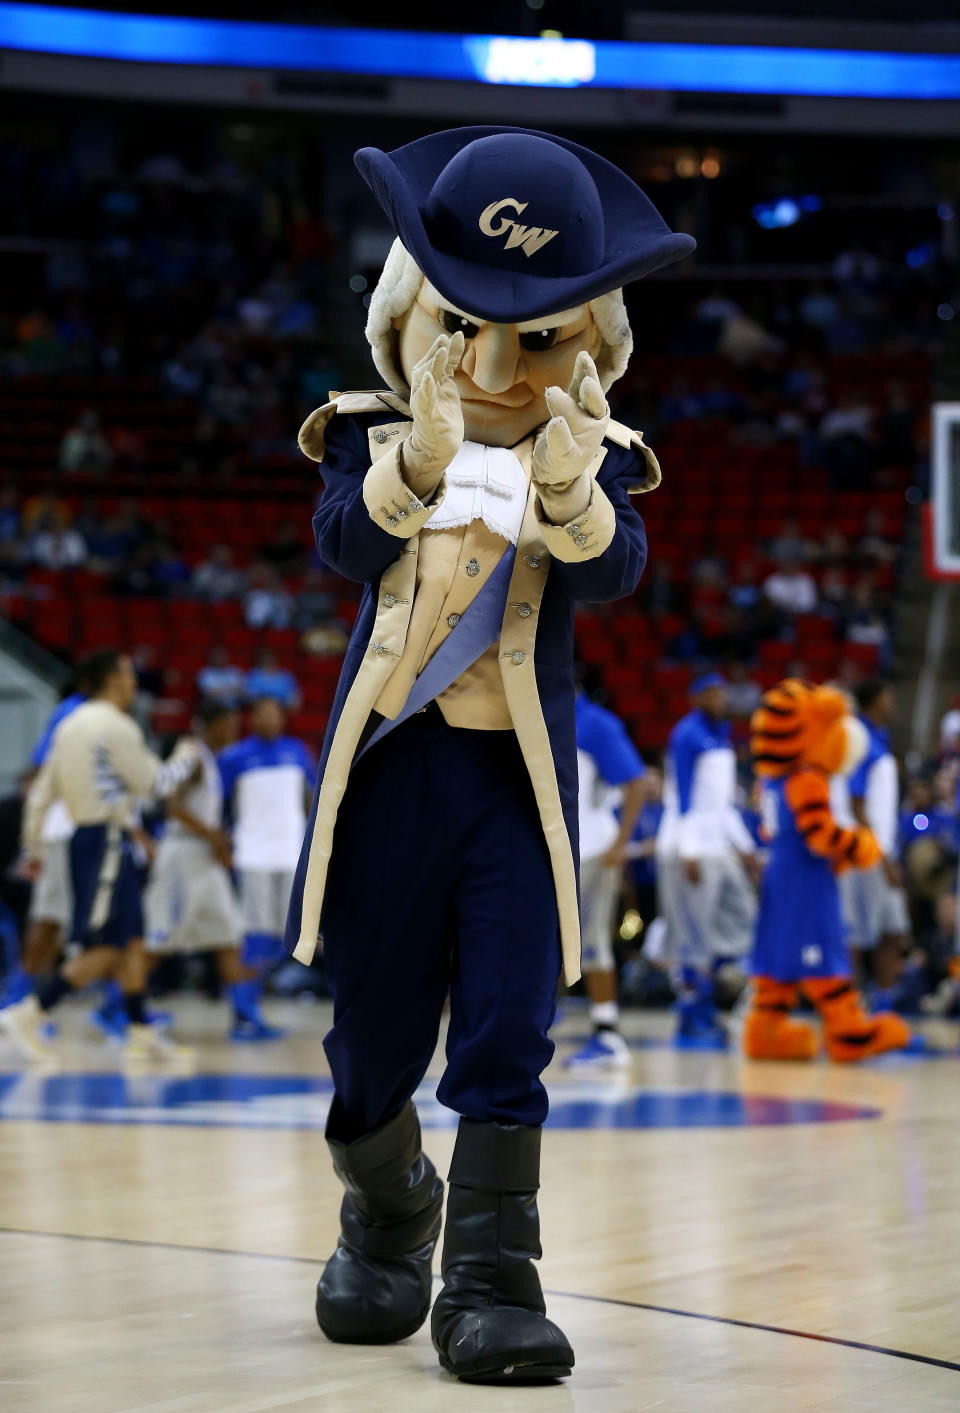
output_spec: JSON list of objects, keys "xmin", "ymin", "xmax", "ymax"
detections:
[{"xmin": 356, "ymin": 545, "xmax": 517, "ymax": 760}]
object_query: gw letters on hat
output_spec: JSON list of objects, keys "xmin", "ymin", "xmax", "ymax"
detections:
[{"xmin": 355, "ymin": 126, "xmax": 695, "ymax": 324}]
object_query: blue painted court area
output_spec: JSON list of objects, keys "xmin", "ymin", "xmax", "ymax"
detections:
[{"xmin": 0, "ymin": 1072, "xmax": 880, "ymax": 1130}]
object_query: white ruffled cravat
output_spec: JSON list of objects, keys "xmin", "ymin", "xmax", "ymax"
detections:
[{"xmin": 424, "ymin": 440, "xmax": 528, "ymax": 545}]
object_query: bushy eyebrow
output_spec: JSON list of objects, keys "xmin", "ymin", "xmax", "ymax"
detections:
[
  {"xmin": 419, "ymin": 281, "xmax": 586, "ymax": 336},
  {"xmin": 515, "ymin": 307, "xmax": 585, "ymax": 332},
  {"xmin": 419, "ymin": 282, "xmax": 484, "ymax": 326}
]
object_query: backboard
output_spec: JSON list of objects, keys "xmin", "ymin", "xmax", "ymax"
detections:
[{"xmin": 927, "ymin": 402, "xmax": 960, "ymax": 581}]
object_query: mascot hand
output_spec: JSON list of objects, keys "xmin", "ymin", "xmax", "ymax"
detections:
[
  {"xmin": 403, "ymin": 331, "xmax": 465, "ymax": 479},
  {"xmin": 533, "ymin": 351, "xmax": 609, "ymax": 489}
]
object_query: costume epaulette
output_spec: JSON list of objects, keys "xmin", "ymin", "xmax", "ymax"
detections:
[
  {"xmin": 298, "ymin": 389, "xmax": 411, "ymax": 463},
  {"xmin": 604, "ymin": 418, "xmax": 661, "ymax": 495},
  {"xmin": 298, "ymin": 392, "xmax": 660, "ymax": 494}
]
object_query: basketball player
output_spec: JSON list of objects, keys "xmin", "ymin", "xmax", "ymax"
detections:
[
  {"xmin": 1, "ymin": 665, "xmax": 92, "ymax": 1006},
  {"xmin": 144, "ymin": 700, "xmax": 274, "ymax": 1037},
  {"xmin": 3, "ymin": 650, "xmax": 198, "ymax": 1061},
  {"xmin": 565, "ymin": 686, "xmax": 646, "ymax": 1070},
  {"xmin": 657, "ymin": 673, "xmax": 758, "ymax": 1044},
  {"xmin": 218, "ymin": 698, "xmax": 315, "ymax": 1031}
]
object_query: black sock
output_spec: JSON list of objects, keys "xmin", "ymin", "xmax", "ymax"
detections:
[
  {"xmin": 595, "ymin": 1023, "xmax": 618, "ymax": 1035},
  {"xmin": 124, "ymin": 993, "xmax": 147, "ymax": 1025},
  {"xmin": 36, "ymin": 973, "xmax": 74, "ymax": 1012}
]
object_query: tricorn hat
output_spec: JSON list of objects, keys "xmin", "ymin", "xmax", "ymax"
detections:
[{"xmin": 355, "ymin": 125, "xmax": 695, "ymax": 323}]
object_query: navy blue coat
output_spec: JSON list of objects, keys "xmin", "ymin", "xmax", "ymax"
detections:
[{"xmin": 284, "ymin": 395, "xmax": 652, "ymax": 983}]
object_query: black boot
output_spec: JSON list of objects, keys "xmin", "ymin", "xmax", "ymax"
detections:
[
  {"xmin": 431, "ymin": 1119, "xmax": 574, "ymax": 1383},
  {"xmin": 316, "ymin": 1101, "xmax": 443, "ymax": 1344}
]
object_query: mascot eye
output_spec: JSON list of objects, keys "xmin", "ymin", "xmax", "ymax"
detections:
[
  {"xmin": 518, "ymin": 327, "xmax": 560, "ymax": 351},
  {"xmin": 439, "ymin": 309, "xmax": 480, "ymax": 339}
]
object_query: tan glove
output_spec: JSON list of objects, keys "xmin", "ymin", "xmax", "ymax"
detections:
[
  {"xmin": 532, "ymin": 351, "xmax": 609, "ymax": 490},
  {"xmin": 402, "ymin": 331, "xmax": 465, "ymax": 482}
]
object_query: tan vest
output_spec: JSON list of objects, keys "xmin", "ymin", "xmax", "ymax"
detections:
[{"xmin": 372, "ymin": 429, "xmax": 542, "ymax": 729}]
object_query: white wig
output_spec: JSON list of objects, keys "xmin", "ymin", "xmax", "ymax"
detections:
[{"xmin": 365, "ymin": 237, "xmax": 633, "ymax": 398}]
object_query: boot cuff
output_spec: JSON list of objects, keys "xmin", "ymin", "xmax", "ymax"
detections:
[
  {"xmin": 448, "ymin": 1119, "xmax": 541, "ymax": 1192},
  {"xmin": 327, "ymin": 1101, "xmax": 421, "ymax": 1180}
]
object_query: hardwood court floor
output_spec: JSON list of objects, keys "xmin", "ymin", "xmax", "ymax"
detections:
[{"xmin": 1, "ymin": 998, "xmax": 959, "ymax": 1412}]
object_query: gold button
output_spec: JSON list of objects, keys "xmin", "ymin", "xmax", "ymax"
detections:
[
  {"xmin": 516, "ymin": 603, "xmax": 532, "ymax": 619},
  {"xmin": 383, "ymin": 594, "xmax": 396, "ymax": 607},
  {"xmin": 447, "ymin": 613, "xmax": 461, "ymax": 628},
  {"xmin": 466, "ymin": 558, "xmax": 480, "ymax": 577},
  {"xmin": 511, "ymin": 650, "xmax": 525, "ymax": 665}
]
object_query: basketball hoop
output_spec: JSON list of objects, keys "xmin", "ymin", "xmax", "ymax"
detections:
[{"xmin": 927, "ymin": 403, "xmax": 960, "ymax": 581}]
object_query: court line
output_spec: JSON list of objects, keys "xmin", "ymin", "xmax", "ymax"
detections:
[{"xmin": 2, "ymin": 1225, "xmax": 959, "ymax": 1374}]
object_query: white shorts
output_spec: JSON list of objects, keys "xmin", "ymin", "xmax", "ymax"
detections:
[
  {"xmin": 144, "ymin": 838, "xmax": 242, "ymax": 954},
  {"xmin": 659, "ymin": 852, "xmax": 756, "ymax": 972},
  {"xmin": 840, "ymin": 864, "xmax": 910, "ymax": 948},
  {"xmin": 579, "ymin": 856, "xmax": 621, "ymax": 973},
  {"xmin": 28, "ymin": 839, "xmax": 73, "ymax": 930},
  {"xmin": 239, "ymin": 868, "xmax": 296, "ymax": 939}
]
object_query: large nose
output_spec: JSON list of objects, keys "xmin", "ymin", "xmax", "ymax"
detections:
[{"xmin": 461, "ymin": 324, "xmax": 521, "ymax": 395}]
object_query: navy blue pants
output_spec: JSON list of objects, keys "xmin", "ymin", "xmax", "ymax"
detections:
[
  {"xmin": 320, "ymin": 708, "xmax": 562, "ymax": 1141},
  {"xmin": 70, "ymin": 823, "xmax": 143, "ymax": 950}
]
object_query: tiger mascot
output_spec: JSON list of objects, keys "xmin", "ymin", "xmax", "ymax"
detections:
[{"xmin": 744, "ymin": 680, "xmax": 912, "ymax": 1062}]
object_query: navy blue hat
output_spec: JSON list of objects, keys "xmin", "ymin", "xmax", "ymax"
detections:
[{"xmin": 355, "ymin": 126, "xmax": 695, "ymax": 323}]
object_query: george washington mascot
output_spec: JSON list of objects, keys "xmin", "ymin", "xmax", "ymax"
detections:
[{"xmin": 284, "ymin": 126, "xmax": 694, "ymax": 1383}]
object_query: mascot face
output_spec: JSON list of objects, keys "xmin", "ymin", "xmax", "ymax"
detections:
[
  {"xmin": 751, "ymin": 680, "xmax": 869, "ymax": 779},
  {"xmin": 394, "ymin": 279, "xmax": 602, "ymax": 447}
]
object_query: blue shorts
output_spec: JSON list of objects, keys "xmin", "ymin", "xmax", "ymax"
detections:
[{"xmin": 69, "ymin": 824, "xmax": 143, "ymax": 950}]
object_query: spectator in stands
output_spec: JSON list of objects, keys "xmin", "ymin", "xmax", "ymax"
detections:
[
  {"xmin": 197, "ymin": 647, "xmax": 247, "ymax": 707},
  {"xmin": 30, "ymin": 522, "xmax": 87, "ymax": 570},
  {"xmin": 724, "ymin": 662, "xmax": 762, "ymax": 720},
  {"xmin": 244, "ymin": 563, "xmax": 295, "ymax": 631},
  {"xmin": 843, "ymin": 576, "xmax": 890, "ymax": 665},
  {"xmin": 0, "ymin": 488, "xmax": 20, "ymax": 543},
  {"xmin": 259, "ymin": 519, "xmax": 304, "ymax": 576},
  {"xmin": 694, "ymin": 286, "xmax": 740, "ymax": 333},
  {"xmin": 762, "ymin": 554, "xmax": 818, "ymax": 618},
  {"xmin": 939, "ymin": 698, "xmax": 960, "ymax": 757},
  {"xmin": 857, "ymin": 509, "xmax": 897, "ymax": 567},
  {"xmin": 150, "ymin": 539, "xmax": 190, "ymax": 596},
  {"xmin": 659, "ymin": 376, "xmax": 701, "ymax": 424},
  {"xmin": 817, "ymin": 526, "xmax": 849, "ymax": 567},
  {"xmin": 0, "ymin": 540, "xmax": 24, "ymax": 586},
  {"xmin": 717, "ymin": 303, "xmax": 784, "ymax": 363},
  {"xmin": 293, "ymin": 568, "xmax": 336, "ymax": 634},
  {"xmin": 819, "ymin": 566, "xmax": 850, "ymax": 616},
  {"xmin": 192, "ymin": 544, "xmax": 245, "ymax": 601},
  {"xmin": 728, "ymin": 560, "xmax": 762, "ymax": 616},
  {"xmin": 879, "ymin": 381, "xmax": 918, "ymax": 466},
  {"xmin": 640, "ymin": 561, "xmax": 684, "ymax": 618},
  {"xmin": 132, "ymin": 645, "xmax": 165, "ymax": 725},
  {"xmin": 191, "ymin": 415, "xmax": 234, "ymax": 479},
  {"xmin": 58, "ymin": 409, "xmax": 113, "ymax": 475},
  {"xmin": 246, "ymin": 649, "xmax": 300, "ymax": 711},
  {"xmin": 85, "ymin": 502, "xmax": 146, "ymax": 567},
  {"xmin": 798, "ymin": 281, "xmax": 839, "ymax": 332},
  {"xmin": 700, "ymin": 376, "xmax": 746, "ymax": 420},
  {"xmin": 819, "ymin": 390, "xmax": 874, "ymax": 489},
  {"xmin": 22, "ymin": 493, "xmax": 70, "ymax": 535},
  {"xmin": 14, "ymin": 309, "xmax": 64, "ymax": 370},
  {"xmin": 769, "ymin": 519, "xmax": 810, "ymax": 565}
]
